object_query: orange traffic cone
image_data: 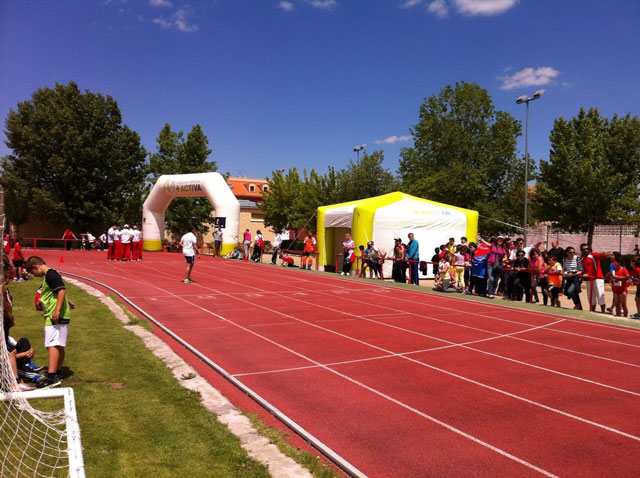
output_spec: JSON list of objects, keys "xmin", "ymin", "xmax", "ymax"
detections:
[{"xmin": 59, "ymin": 256, "xmax": 64, "ymax": 263}]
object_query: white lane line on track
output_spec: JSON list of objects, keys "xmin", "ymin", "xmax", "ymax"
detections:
[
  {"xmin": 103, "ymin": 260, "xmax": 640, "ymax": 383},
  {"xmin": 100, "ymin": 262, "xmax": 640, "ymax": 443},
  {"xmin": 87, "ymin": 269, "xmax": 560, "ymax": 478},
  {"xmin": 249, "ymin": 322, "xmax": 297, "ymax": 328},
  {"xmin": 233, "ymin": 316, "xmax": 640, "ymax": 398},
  {"xmin": 111, "ymin": 256, "xmax": 640, "ymax": 337},
  {"xmin": 191, "ymin": 261, "xmax": 640, "ymax": 370},
  {"xmin": 317, "ymin": 285, "xmax": 640, "ymax": 349},
  {"xmin": 208, "ymin": 259, "xmax": 640, "ymax": 335},
  {"xmin": 314, "ymin": 318, "xmax": 358, "ymax": 324},
  {"xmin": 197, "ymin": 259, "xmax": 640, "ymax": 345},
  {"xmin": 79, "ymin": 261, "xmax": 640, "ymax": 370},
  {"xmin": 177, "ymin": 326, "xmax": 228, "ymax": 332}
]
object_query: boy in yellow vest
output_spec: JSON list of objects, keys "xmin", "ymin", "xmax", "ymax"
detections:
[{"xmin": 26, "ymin": 256, "xmax": 70, "ymax": 387}]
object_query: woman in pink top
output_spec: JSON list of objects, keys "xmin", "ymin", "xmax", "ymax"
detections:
[
  {"xmin": 480, "ymin": 236, "xmax": 507, "ymax": 298},
  {"xmin": 242, "ymin": 229, "xmax": 251, "ymax": 260}
]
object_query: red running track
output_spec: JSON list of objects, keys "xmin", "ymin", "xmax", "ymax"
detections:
[{"xmin": 40, "ymin": 251, "xmax": 640, "ymax": 477}]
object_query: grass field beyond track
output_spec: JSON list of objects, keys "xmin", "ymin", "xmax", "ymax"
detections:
[{"xmin": 7, "ymin": 279, "xmax": 271, "ymax": 478}]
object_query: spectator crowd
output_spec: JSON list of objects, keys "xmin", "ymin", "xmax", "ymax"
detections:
[{"xmin": 380, "ymin": 233, "xmax": 640, "ymax": 319}]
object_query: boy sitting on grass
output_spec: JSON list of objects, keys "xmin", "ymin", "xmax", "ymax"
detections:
[
  {"xmin": 25, "ymin": 256, "xmax": 71, "ymax": 387},
  {"xmin": 3, "ymin": 255, "xmax": 39, "ymax": 391}
]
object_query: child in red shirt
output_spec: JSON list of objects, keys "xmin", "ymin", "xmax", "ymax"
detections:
[
  {"xmin": 610, "ymin": 253, "xmax": 630, "ymax": 317},
  {"xmin": 12, "ymin": 237, "xmax": 25, "ymax": 281},
  {"xmin": 280, "ymin": 253, "xmax": 294, "ymax": 268}
]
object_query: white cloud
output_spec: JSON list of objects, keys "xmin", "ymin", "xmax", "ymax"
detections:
[
  {"xmin": 375, "ymin": 135, "xmax": 413, "ymax": 145},
  {"xmin": 498, "ymin": 66, "xmax": 560, "ymax": 90},
  {"xmin": 427, "ymin": 0, "xmax": 517, "ymax": 18},
  {"xmin": 149, "ymin": 0, "xmax": 172, "ymax": 6},
  {"xmin": 454, "ymin": 0, "xmax": 517, "ymax": 16},
  {"xmin": 174, "ymin": 8, "xmax": 197, "ymax": 32},
  {"xmin": 400, "ymin": 0, "xmax": 422, "ymax": 8},
  {"xmin": 305, "ymin": 0, "xmax": 338, "ymax": 10},
  {"xmin": 427, "ymin": 0, "xmax": 448, "ymax": 17},
  {"xmin": 152, "ymin": 8, "xmax": 197, "ymax": 32},
  {"xmin": 279, "ymin": 1, "xmax": 295, "ymax": 11},
  {"xmin": 151, "ymin": 17, "xmax": 171, "ymax": 28}
]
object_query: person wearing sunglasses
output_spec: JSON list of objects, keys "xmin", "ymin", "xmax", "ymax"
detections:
[
  {"xmin": 562, "ymin": 247, "xmax": 583, "ymax": 310},
  {"xmin": 512, "ymin": 250, "xmax": 532, "ymax": 302}
]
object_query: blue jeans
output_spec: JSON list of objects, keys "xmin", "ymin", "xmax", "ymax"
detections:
[
  {"xmin": 410, "ymin": 261, "xmax": 419, "ymax": 285},
  {"xmin": 487, "ymin": 264, "xmax": 498, "ymax": 295},
  {"xmin": 564, "ymin": 275, "xmax": 582, "ymax": 307}
]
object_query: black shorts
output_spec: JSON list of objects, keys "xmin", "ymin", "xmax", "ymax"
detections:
[
  {"xmin": 12, "ymin": 259, "xmax": 24, "ymax": 268},
  {"xmin": 184, "ymin": 255, "xmax": 195, "ymax": 264},
  {"xmin": 548, "ymin": 285, "xmax": 560, "ymax": 299},
  {"xmin": 636, "ymin": 287, "xmax": 640, "ymax": 298},
  {"xmin": 303, "ymin": 251, "xmax": 314, "ymax": 257}
]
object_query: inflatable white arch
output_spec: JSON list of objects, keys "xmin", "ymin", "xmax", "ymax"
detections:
[{"xmin": 142, "ymin": 172, "xmax": 240, "ymax": 254}]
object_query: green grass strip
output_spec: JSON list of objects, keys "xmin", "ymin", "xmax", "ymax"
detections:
[{"xmin": 8, "ymin": 280, "xmax": 271, "ymax": 478}]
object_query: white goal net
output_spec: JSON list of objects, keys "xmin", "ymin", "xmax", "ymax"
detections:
[{"xmin": 0, "ymin": 186, "xmax": 85, "ymax": 478}]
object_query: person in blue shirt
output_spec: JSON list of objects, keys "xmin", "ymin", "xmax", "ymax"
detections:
[{"xmin": 406, "ymin": 233, "xmax": 419, "ymax": 285}]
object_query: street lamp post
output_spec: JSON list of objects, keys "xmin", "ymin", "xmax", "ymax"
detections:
[
  {"xmin": 516, "ymin": 89, "xmax": 544, "ymax": 246},
  {"xmin": 353, "ymin": 144, "xmax": 365, "ymax": 161}
]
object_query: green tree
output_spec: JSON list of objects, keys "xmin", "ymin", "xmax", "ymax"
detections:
[
  {"xmin": 533, "ymin": 107, "xmax": 640, "ymax": 246},
  {"xmin": 262, "ymin": 167, "xmax": 342, "ymax": 234},
  {"xmin": 0, "ymin": 82, "xmax": 147, "ymax": 233},
  {"xmin": 337, "ymin": 150, "xmax": 396, "ymax": 202},
  {"xmin": 147, "ymin": 123, "xmax": 216, "ymax": 236},
  {"xmin": 398, "ymin": 81, "xmax": 525, "ymax": 235},
  {"xmin": 294, "ymin": 168, "xmax": 342, "ymax": 232},
  {"xmin": 261, "ymin": 168, "xmax": 302, "ymax": 233}
]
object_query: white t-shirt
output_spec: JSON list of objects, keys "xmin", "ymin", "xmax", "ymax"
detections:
[
  {"xmin": 510, "ymin": 246, "xmax": 533, "ymax": 261},
  {"xmin": 107, "ymin": 227, "xmax": 115, "ymax": 243},
  {"xmin": 273, "ymin": 233, "xmax": 282, "ymax": 248},
  {"xmin": 132, "ymin": 229, "xmax": 141, "ymax": 242},
  {"xmin": 114, "ymin": 229, "xmax": 122, "ymax": 241},
  {"xmin": 181, "ymin": 232, "xmax": 197, "ymax": 257},
  {"xmin": 120, "ymin": 228, "xmax": 132, "ymax": 244}
]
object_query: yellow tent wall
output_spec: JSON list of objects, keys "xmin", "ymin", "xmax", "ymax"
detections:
[{"xmin": 317, "ymin": 192, "xmax": 478, "ymax": 270}]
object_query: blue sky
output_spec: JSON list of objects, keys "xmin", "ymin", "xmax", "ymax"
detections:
[{"xmin": 1, "ymin": 0, "xmax": 639, "ymax": 179}]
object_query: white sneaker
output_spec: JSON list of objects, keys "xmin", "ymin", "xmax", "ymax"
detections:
[{"xmin": 12, "ymin": 382, "xmax": 36, "ymax": 392}]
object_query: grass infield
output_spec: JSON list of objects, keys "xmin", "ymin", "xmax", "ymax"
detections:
[{"xmin": 7, "ymin": 280, "xmax": 271, "ymax": 478}]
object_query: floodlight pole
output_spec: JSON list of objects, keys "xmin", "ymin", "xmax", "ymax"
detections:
[
  {"xmin": 353, "ymin": 145, "xmax": 364, "ymax": 161},
  {"xmin": 516, "ymin": 90, "xmax": 544, "ymax": 246},
  {"xmin": 524, "ymin": 100, "xmax": 530, "ymax": 246}
]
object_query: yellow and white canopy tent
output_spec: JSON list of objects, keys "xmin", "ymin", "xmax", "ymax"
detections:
[{"xmin": 317, "ymin": 192, "xmax": 478, "ymax": 276}]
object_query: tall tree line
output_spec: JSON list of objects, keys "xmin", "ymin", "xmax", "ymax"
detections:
[
  {"xmin": 2, "ymin": 81, "xmax": 639, "ymax": 244},
  {"xmin": 1, "ymin": 82, "xmax": 218, "ymax": 235}
]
